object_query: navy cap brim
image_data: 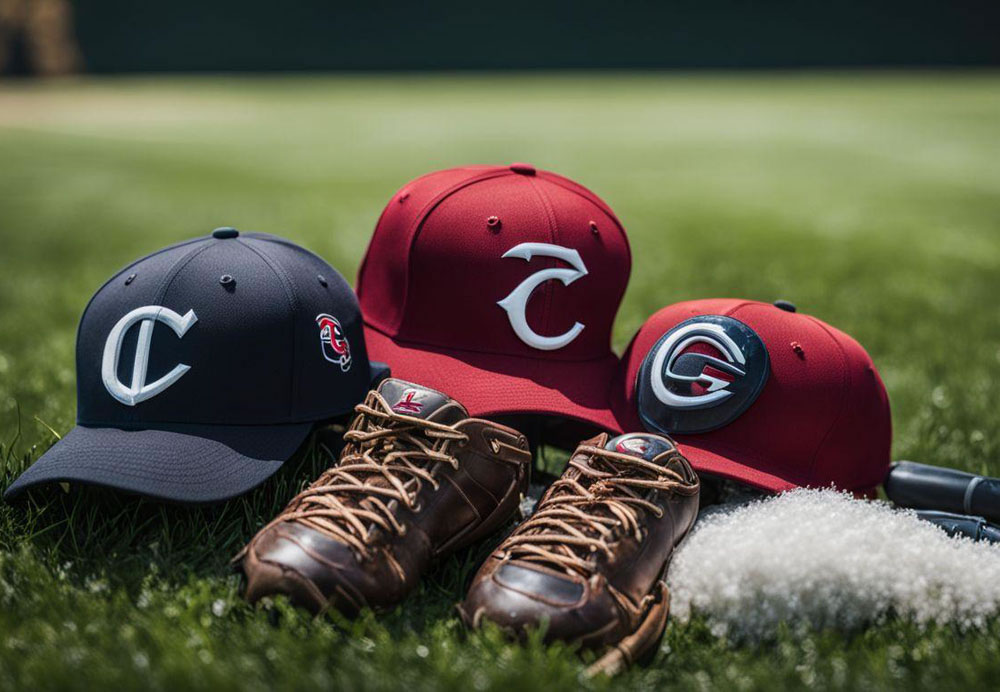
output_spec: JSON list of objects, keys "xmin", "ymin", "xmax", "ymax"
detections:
[{"xmin": 3, "ymin": 421, "xmax": 313, "ymax": 504}]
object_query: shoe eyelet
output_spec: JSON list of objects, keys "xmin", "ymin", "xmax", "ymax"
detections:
[
  {"xmin": 488, "ymin": 438, "xmax": 501, "ymax": 454},
  {"xmin": 411, "ymin": 501, "xmax": 423, "ymax": 513}
]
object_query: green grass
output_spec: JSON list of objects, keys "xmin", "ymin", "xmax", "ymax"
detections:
[{"xmin": 1, "ymin": 71, "xmax": 999, "ymax": 690}]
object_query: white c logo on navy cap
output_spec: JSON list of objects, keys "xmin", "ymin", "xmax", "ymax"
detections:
[{"xmin": 101, "ymin": 305, "xmax": 198, "ymax": 406}]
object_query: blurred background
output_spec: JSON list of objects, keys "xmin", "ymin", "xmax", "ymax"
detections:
[{"xmin": 1, "ymin": 0, "xmax": 999, "ymax": 75}]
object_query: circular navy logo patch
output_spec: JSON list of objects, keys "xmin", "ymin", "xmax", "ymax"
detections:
[{"xmin": 635, "ymin": 315, "xmax": 769, "ymax": 435}]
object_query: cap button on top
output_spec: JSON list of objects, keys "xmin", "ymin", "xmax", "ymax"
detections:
[
  {"xmin": 509, "ymin": 163, "xmax": 536, "ymax": 176},
  {"xmin": 212, "ymin": 227, "xmax": 239, "ymax": 239},
  {"xmin": 773, "ymin": 299, "xmax": 797, "ymax": 313}
]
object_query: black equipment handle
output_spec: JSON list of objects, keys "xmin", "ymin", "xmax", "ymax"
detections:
[
  {"xmin": 884, "ymin": 461, "xmax": 1000, "ymax": 524},
  {"xmin": 913, "ymin": 510, "xmax": 1000, "ymax": 543}
]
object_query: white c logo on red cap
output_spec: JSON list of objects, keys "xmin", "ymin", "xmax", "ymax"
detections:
[{"xmin": 497, "ymin": 243, "xmax": 588, "ymax": 351}]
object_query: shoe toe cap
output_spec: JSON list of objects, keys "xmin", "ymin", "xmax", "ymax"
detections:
[
  {"xmin": 242, "ymin": 522, "xmax": 368, "ymax": 614},
  {"xmin": 462, "ymin": 562, "xmax": 620, "ymax": 646}
]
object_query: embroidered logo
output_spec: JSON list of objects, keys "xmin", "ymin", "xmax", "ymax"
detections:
[
  {"xmin": 636, "ymin": 315, "xmax": 769, "ymax": 435},
  {"xmin": 392, "ymin": 389, "xmax": 424, "ymax": 414},
  {"xmin": 497, "ymin": 242, "xmax": 588, "ymax": 351},
  {"xmin": 101, "ymin": 305, "xmax": 198, "ymax": 406},
  {"xmin": 316, "ymin": 314, "xmax": 352, "ymax": 371}
]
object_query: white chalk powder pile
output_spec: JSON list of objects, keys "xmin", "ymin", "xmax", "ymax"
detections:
[{"xmin": 667, "ymin": 489, "xmax": 1000, "ymax": 641}]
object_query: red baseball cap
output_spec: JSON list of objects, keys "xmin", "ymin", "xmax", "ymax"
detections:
[
  {"xmin": 610, "ymin": 299, "xmax": 891, "ymax": 494},
  {"xmin": 357, "ymin": 164, "xmax": 630, "ymax": 431}
]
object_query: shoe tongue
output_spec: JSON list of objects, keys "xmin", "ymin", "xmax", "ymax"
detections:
[
  {"xmin": 605, "ymin": 433, "xmax": 675, "ymax": 463},
  {"xmin": 376, "ymin": 378, "xmax": 468, "ymax": 425}
]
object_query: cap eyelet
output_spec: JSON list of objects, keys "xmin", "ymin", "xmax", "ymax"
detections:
[
  {"xmin": 124, "ymin": 273, "xmax": 136, "ymax": 286},
  {"xmin": 486, "ymin": 216, "xmax": 501, "ymax": 232},
  {"xmin": 317, "ymin": 274, "xmax": 328, "ymax": 287},
  {"xmin": 589, "ymin": 221, "xmax": 599, "ymax": 235},
  {"xmin": 219, "ymin": 274, "xmax": 235, "ymax": 290}
]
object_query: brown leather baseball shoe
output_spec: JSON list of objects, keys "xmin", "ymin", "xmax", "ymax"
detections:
[
  {"xmin": 238, "ymin": 378, "xmax": 531, "ymax": 615},
  {"xmin": 458, "ymin": 432, "xmax": 699, "ymax": 676}
]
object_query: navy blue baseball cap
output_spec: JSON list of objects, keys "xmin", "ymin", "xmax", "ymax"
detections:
[{"xmin": 4, "ymin": 228, "xmax": 388, "ymax": 503}]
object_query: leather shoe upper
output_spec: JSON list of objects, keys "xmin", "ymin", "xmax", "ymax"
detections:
[
  {"xmin": 239, "ymin": 378, "xmax": 531, "ymax": 615},
  {"xmin": 459, "ymin": 432, "xmax": 699, "ymax": 650}
]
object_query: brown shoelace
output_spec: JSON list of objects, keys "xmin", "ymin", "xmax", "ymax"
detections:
[
  {"xmin": 262, "ymin": 390, "xmax": 468, "ymax": 560},
  {"xmin": 501, "ymin": 444, "xmax": 692, "ymax": 578}
]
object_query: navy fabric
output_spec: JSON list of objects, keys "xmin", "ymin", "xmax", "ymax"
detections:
[
  {"xmin": 3, "ymin": 422, "xmax": 310, "ymax": 503},
  {"xmin": 5, "ymin": 230, "xmax": 377, "ymax": 503},
  {"xmin": 76, "ymin": 232, "xmax": 372, "ymax": 426}
]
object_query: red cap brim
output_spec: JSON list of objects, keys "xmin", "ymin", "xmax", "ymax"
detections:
[
  {"xmin": 677, "ymin": 440, "xmax": 878, "ymax": 497},
  {"xmin": 364, "ymin": 325, "xmax": 622, "ymax": 433},
  {"xmin": 673, "ymin": 439, "xmax": 799, "ymax": 494}
]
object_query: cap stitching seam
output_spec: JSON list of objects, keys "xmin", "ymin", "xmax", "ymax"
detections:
[
  {"xmin": 525, "ymin": 176, "xmax": 561, "ymax": 357},
  {"xmin": 801, "ymin": 315, "xmax": 852, "ymax": 482},
  {"xmin": 244, "ymin": 232, "xmax": 338, "ymax": 268},
  {"xmin": 237, "ymin": 238, "xmax": 301, "ymax": 418},
  {"xmin": 151, "ymin": 242, "xmax": 214, "ymax": 305},
  {"xmin": 538, "ymin": 172, "xmax": 628, "ymax": 233},
  {"xmin": 77, "ymin": 236, "xmax": 209, "ymax": 331},
  {"xmin": 722, "ymin": 300, "xmax": 759, "ymax": 317},
  {"xmin": 117, "ymin": 241, "xmax": 213, "ymax": 427},
  {"xmin": 538, "ymin": 171, "xmax": 632, "ymax": 273},
  {"xmin": 395, "ymin": 168, "xmax": 513, "ymax": 334},
  {"xmin": 75, "ymin": 238, "xmax": 213, "ymax": 426},
  {"xmin": 355, "ymin": 167, "xmax": 481, "ymax": 303}
]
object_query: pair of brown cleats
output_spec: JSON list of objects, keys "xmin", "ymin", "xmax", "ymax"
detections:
[{"xmin": 238, "ymin": 378, "xmax": 700, "ymax": 675}]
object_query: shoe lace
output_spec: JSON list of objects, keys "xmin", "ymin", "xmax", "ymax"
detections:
[
  {"xmin": 271, "ymin": 390, "xmax": 468, "ymax": 559},
  {"xmin": 501, "ymin": 444, "xmax": 691, "ymax": 579}
]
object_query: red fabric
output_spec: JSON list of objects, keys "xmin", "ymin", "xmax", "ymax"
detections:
[
  {"xmin": 364, "ymin": 325, "xmax": 622, "ymax": 429},
  {"xmin": 357, "ymin": 164, "xmax": 630, "ymax": 429},
  {"xmin": 611, "ymin": 299, "xmax": 892, "ymax": 494}
]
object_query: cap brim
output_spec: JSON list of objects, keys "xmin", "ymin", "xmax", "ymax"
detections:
[
  {"xmin": 3, "ymin": 420, "xmax": 313, "ymax": 504},
  {"xmin": 364, "ymin": 326, "xmax": 622, "ymax": 433},
  {"xmin": 671, "ymin": 439, "xmax": 798, "ymax": 494}
]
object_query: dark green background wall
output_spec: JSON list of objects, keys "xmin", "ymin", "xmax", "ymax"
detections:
[{"xmin": 74, "ymin": 0, "xmax": 1000, "ymax": 71}]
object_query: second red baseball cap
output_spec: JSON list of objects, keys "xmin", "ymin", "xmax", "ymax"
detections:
[
  {"xmin": 357, "ymin": 164, "xmax": 631, "ymax": 431},
  {"xmin": 610, "ymin": 299, "xmax": 891, "ymax": 494}
]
